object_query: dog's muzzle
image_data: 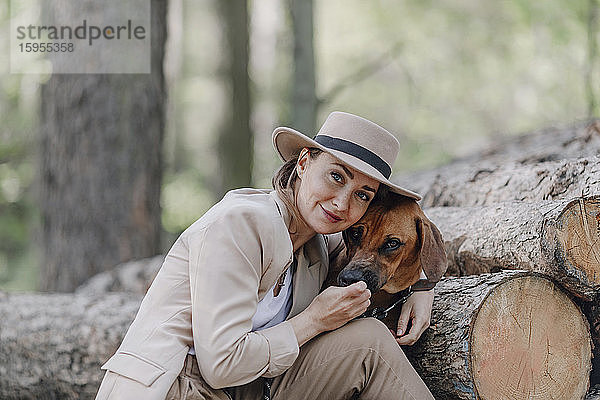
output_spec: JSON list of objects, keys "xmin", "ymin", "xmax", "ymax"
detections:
[{"xmin": 336, "ymin": 261, "xmax": 383, "ymax": 293}]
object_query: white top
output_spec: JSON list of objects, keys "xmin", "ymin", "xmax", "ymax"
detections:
[{"xmin": 251, "ymin": 261, "xmax": 294, "ymax": 331}]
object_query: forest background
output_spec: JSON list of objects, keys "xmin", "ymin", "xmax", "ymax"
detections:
[{"xmin": 0, "ymin": 0, "xmax": 598, "ymax": 291}]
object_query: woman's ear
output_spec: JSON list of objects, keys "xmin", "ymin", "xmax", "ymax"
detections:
[{"xmin": 296, "ymin": 148, "xmax": 310, "ymax": 177}]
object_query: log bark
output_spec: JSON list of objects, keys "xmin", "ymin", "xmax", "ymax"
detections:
[
  {"xmin": 0, "ymin": 291, "xmax": 141, "ymax": 400},
  {"xmin": 426, "ymin": 196, "xmax": 600, "ymax": 301},
  {"xmin": 404, "ymin": 271, "xmax": 592, "ymax": 400},
  {"xmin": 472, "ymin": 119, "xmax": 600, "ymax": 164},
  {"xmin": 582, "ymin": 301, "xmax": 600, "ymax": 386},
  {"xmin": 395, "ymin": 120, "xmax": 600, "ymax": 207},
  {"xmin": 398, "ymin": 156, "xmax": 600, "ymax": 208},
  {"xmin": 75, "ymin": 255, "xmax": 163, "ymax": 296}
]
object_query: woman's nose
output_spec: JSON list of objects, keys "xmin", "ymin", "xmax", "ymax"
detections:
[{"xmin": 332, "ymin": 190, "xmax": 351, "ymax": 211}]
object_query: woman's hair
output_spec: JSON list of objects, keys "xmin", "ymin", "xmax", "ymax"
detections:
[
  {"xmin": 272, "ymin": 147, "xmax": 322, "ymax": 234},
  {"xmin": 372, "ymin": 182, "xmax": 391, "ymax": 203}
]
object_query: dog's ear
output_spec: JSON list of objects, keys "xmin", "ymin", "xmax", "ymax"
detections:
[{"xmin": 415, "ymin": 216, "xmax": 447, "ymax": 283}]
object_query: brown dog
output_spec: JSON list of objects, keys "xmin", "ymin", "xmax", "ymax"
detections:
[{"xmin": 325, "ymin": 190, "xmax": 447, "ymax": 329}]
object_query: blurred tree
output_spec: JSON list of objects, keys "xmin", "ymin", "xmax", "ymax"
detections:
[
  {"xmin": 216, "ymin": 0, "xmax": 252, "ymax": 196},
  {"xmin": 38, "ymin": 0, "xmax": 168, "ymax": 292},
  {"xmin": 318, "ymin": 42, "xmax": 404, "ymax": 107},
  {"xmin": 289, "ymin": 0, "xmax": 317, "ymax": 136}
]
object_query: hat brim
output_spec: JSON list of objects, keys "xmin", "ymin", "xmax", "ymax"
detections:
[{"xmin": 272, "ymin": 126, "xmax": 421, "ymax": 201}]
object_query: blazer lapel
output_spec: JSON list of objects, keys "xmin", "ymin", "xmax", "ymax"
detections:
[
  {"xmin": 267, "ymin": 190, "xmax": 330, "ymax": 317},
  {"xmin": 258, "ymin": 191, "xmax": 294, "ymax": 301},
  {"xmin": 288, "ymin": 234, "xmax": 329, "ymax": 318}
]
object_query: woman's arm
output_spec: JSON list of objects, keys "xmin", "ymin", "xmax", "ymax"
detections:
[
  {"xmin": 394, "ymin": 288, "xmax": 434, "ymax": 345},
  {"xmin": 187, "ymin": 205, "xmax": 298, "ymax": 388}
]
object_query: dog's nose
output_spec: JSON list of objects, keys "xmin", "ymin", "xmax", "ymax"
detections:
[
  {"xmin": 337, "ymin": 268, "xmax": 379, "ymax": 293},
  {"xmin": 337, "ymin": 269, "xmax": 362, "ymax": 287}
]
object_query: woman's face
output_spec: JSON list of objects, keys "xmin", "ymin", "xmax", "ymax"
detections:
[{"xmin": 295, "ymin": 149, "xmax": 380, "ymax": 235}]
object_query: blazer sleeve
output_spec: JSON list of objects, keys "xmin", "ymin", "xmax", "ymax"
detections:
[{"xmin": 186, "ymin": 206, "xmax": 299, "ymax": 389}]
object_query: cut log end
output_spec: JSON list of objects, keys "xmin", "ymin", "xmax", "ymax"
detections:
[
  {"xmin": 470, "ymin": 275, "xmax": 591, "ymax": 400},
  {"xmin": 556, "ymin": 197, "xmax": 600, "ymax": 286}
]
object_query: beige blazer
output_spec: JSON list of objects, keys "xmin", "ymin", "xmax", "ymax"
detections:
[{"xmin": 95, "ymin": 189, "xmax": 336, "ymax": 400}]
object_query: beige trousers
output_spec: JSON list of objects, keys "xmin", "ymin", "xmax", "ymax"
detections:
[{"xmin": 167, "ymin": 318, "xmax": 434, "ymax": 400}]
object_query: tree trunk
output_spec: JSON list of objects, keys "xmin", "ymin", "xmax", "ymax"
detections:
[
  {"xmin": 396, "ymin": 120, "xmax": 600, "ymax": 207},
  {"xmin": 38, "ymin": 0, "xmax": 168, "ymax": 292},
  {"xmin": 404, "ymin": 271, "xmax": 592, "ymax": 400},
  {"xmin": 289, "ymin": 0, "xmax": 317, "ymax": 136},
  {"xmin": 425, "ymin": 196, "xmax": 600, "ymax": 302},
  {"xmin": 0, "ymin": 291, "xmax": 141, "ymax": 400},
  {"xmin": 216, "ymin": 0, "xmax": 253, "ymax": 196}
]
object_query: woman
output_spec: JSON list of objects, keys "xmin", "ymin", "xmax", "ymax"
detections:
[{"xmin": 96, "ymin": 111, "xmax": 439, "ymax": 400}]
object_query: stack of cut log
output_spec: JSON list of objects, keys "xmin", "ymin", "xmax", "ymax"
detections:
[
  {"xmin": 396, "ymin": 119, "xmax": 600, "ymax": 400},
  {"xmin": 0, "ymin": 121, "xmax": 598, "ymax": 400}
]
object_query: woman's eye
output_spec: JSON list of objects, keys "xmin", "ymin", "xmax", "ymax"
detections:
[
  {"xmin": 356, "ymin": 191, "xmax": 370, "ymax": 202},
  {"xmin": 330, "ymin": 171, "xmax": 343, "ymax": 183}
]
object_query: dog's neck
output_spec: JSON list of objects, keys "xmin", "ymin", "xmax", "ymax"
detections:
[
  {"xmin": 369, "ymin": 289, "xmax": 407, "ymax": 328},
  {"xmin": 372, "ymin": 289, "xmax": 403, "ymax": 304}
]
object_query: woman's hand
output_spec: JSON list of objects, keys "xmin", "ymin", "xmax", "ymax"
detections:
[
  {"xmin": 394, "ymin": 289, "xmax": 434, "ymax": 346},
  {"xmin": 289, "ymin": 281, "xmax": 370, "ymax": 346},
  {"xmin": 309, "ymin": 281, "xmax": 371, "ymax": 331}
]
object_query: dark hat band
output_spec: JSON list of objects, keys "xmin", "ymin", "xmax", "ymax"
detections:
[{"xmin": 314, "ymin": 135, "xmax": 392, "ymax": 179}]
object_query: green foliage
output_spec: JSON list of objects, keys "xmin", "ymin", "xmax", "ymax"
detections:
[
  {"xmin": 0, "ymin": 247, "xmax": 38, "ymax": 291},
  {"xmin": 314, "ymin": 0, "xmax": 594, "ymax": 174},
  {"xmin": 0, "ymin": 1, "xmax": 41, "ymax": 291},
  {"xmin": 161, "ymin": 170, "xmax": 216, "ymax": 236},
  {"xmin": 0, "ymin": 119, "xmax": 38, "ymax": 291},
  {"xmin": 1, "ymin": 0, "xmax": 599, "ymax": 289}
]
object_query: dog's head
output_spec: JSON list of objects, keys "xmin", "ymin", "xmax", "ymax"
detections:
[{"xmin": 337, "ymin": 191, "xmax": 446, "ymax": 294}]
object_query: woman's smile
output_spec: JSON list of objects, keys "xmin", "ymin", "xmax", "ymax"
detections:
[{"xmin": 319, "ymin": 204, "xmax": 343, "ymax": 223}]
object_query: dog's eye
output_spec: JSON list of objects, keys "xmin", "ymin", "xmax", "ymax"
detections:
[
  {"xmin": 383, "ymin": 239, "xmax": 403, "ymax": 251},
  {"xmin": 348, "ymin": 227, "xmax": 362, "ymax": 242}
]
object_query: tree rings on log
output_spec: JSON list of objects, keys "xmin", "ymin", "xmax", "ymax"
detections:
[
  {"xmin": 470, "ymin": 275, "xmax": 592, "ymax": 400},
  {"xmin": 553, "ymin": 196, "xmax": 600, "ymax": 288},
  {"xmin": 404, "ymin": 271, "xmax": 592, "ymax": 400}
]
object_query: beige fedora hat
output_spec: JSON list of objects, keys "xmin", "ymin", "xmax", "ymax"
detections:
[{"xmin": 272, "ymin": 111, "xmax": 421, "ymax": 200}]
